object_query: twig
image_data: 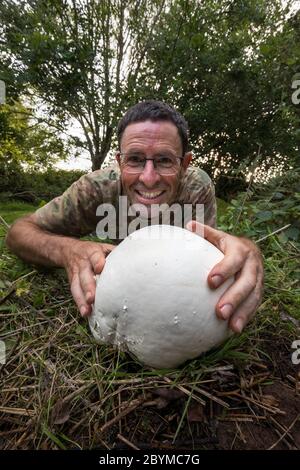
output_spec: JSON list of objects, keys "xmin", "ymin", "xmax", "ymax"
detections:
[
  {"xmin": 201, "ymin": 364, "xmax": 234, "ymax": 373},
  {"xmin": 256, "ymin": 224, "xmax": 291, "ymax": 243},
  {"xmin": 12, "ymin": 270, "xmax": 37, "ymax": 284},
  {"xmin": 0, "ymin": 286, "xmax": 16, "ymax": 305},
  {"xmin": 117, "ymin": 433, "xmax": 140, "ymax": 450},
  {"xmin": 187, "ymin": 384, "xmax": 229, "ymax": 408},
  {"xmin": 0, "ymin": 320, "xmax": 50, "ymax": 339},
  {"xmin": 99, "ymin": 395, "xmax": 148, "ymax": 434},
  {"xmin": 218, "ymin": 414, "xmax": 267, "ymax": 421},
  {"xmin": 14, "ymin": 418, "xmax": 34, "ymax": 448},
  {"xmin": 163, "ymin": 377, "xmax": 206, "ymax": 406},
  {"xmin": 1, "ymin": 385, "xmax": 39, "ymax": 392},
  {"xmin": 0, "ymin": 427, "xmax": 28, "ymax": 436},
  {"xmin": 233, "ymin": 391, "xmax": 285, "ymax": 415},
  {"xmin": 59, "ymin": 382, "xmax": 93, "ymax": 404},
  {"xmin": 0, "ymin": 406, "xmax": 35, "ymax": 416},
  {"xmin": 268, "ymin": 414, "xmax": 299, "ymax": 450},
  {"xmin": 0, "ymin": 215, "xmax": 10, "ymax": 229},
  {"xmin": 269, "ymin": 415, "xmax": 297, "ymax": 445}
]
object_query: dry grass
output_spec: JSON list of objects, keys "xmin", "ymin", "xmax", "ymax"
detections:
[{"xmin": 0, "ymin": 198, "xmax": 300, "ymax": 450}]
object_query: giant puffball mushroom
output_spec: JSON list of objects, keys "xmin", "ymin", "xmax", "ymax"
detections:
[{"xmin": 89, "ymin": 225, "xmax": 234, "ymax": 369}]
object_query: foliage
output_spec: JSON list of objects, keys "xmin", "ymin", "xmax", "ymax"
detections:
[
  {"xmin": 0, "ymin": 167, "xmax": 84, "ymax": 203},
  {"xmin": 0, "ymin": 100, "xmax": 70, "ymax": 191},
  {"xmin": 0, "ymin": 0, "xmax": 166, "ymax": 170},
  {"xmin": 1, "ymin": 0, "xmax": 298, "ymax": 178},
  {"xmin": 141, "ymin": 0, "xmax": 300, "ymax": 180},
  {"xmin": 0, "ymin": 102, "xmax": 82, "ymax": 202},
  {"xmin": 218, "ymin": 167, "xmax": 300, "ymax": 244}
]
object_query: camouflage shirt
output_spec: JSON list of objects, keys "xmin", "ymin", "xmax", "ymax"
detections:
[{"xmin": 35, "ymin": 164, "xmax": 216, "ymax": 242}]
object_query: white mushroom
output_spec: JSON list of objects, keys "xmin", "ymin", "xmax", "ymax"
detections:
[{"xmin": 89, "ymin": 225, "xmax": 233, "ymax": 368}]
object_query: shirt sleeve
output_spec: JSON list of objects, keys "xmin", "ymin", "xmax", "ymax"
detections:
[
  {"xmin": 201, "ymin": 179, "xmax": 217, "ymax": 228},
  {"xmin": 34, "ymin": 169, "xmax": 118, "ymax": 237},
  {"xmin": 179, "ymin": 167, "xmax": 217, "ymax": 228}
]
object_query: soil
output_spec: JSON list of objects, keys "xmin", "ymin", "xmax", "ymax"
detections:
[{"xmin": 102, "ymin": 336, "xmax": 300, "ymax": 451}]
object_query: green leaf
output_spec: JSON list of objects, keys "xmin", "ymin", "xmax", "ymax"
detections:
[
  {"xmin": 285, "ymin": 227, "xmax": 300, "ymax": 241},
  {"xmin": 255, "ymin": 211, "xmax": 273, "ymax": 221}
]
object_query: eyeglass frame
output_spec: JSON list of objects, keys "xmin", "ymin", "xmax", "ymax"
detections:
[{"xmin": 118, "ymin": 152, "xmax": 185, "ymax": 174}]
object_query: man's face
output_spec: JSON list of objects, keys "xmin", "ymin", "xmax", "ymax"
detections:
[{"xmin": 116, "ymin": 120, "xmax": 191, "ymax": 208}]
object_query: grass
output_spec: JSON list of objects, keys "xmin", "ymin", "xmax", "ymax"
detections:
[
  {"xmin": 0, "ymin": 192, "xmax": 300, "ymax": 450},
  {"xmin": 0, "ymin": 200, "xmax": 37, "ymax": 225}
]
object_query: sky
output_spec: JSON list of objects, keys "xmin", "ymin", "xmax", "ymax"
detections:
[
  {"xmin": 55, "ymin": 154, "xmax": 92, "ymax": 171},
  {"xmin": 55, "ymin": 119, "xmax": 92, "ymax": 171}
]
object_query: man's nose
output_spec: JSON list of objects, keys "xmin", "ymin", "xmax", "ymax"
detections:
[{"xmin": 138, "ymin": 160, "xmax": 161, "ymax": 187}]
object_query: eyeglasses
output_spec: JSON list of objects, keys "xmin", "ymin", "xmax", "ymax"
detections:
[{"xmin": 119, "ymin": 153, "xmax": 183, "ymax": 175}]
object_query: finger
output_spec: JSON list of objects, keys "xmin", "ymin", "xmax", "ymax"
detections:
[
  {"xmin": 187, "ymin": 221, "xmax": 234, "ymax": 284},
  {"xmin": 78, "ymin": 262, "xmax": 97, "ymax": 305},
  {"xmin": 208, "ymin": 247, "xmax": 247, "ymax": 288},
  {"xmin": 215, "ymin": 259, "xmax": 258, "ymax": 320},
  {"xmin": 81, "ymin": 244, "xmax": 114, "ymax": 302},
  {"xmin": 227, "ymin": 273, "xmax": 264, "ymax": 333},
  {"xmin": 70, "ymin": 273, "xmax": 91, "ymax": 317}
]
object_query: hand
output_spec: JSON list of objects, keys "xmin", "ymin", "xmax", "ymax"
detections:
[
  {"xmin": 62, "ymin": 240, "xmax": 115, "ymax": 317},
  {"xmin": 186, "ymin": 221, "xmax": 264, "ymax": 333}
]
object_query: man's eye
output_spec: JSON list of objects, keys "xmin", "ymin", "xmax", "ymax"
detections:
[
  {"xmin": 127, "ymin": 155, "xmax": 144, "ymax": 164},
  {"xmin": 157, "ymin": 156, "xmax": 174, "ymax": 166}
]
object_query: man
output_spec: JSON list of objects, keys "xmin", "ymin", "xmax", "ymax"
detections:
[{"xmin": 6, "ymin": 100, "xmax": 263, "ymax": 333}]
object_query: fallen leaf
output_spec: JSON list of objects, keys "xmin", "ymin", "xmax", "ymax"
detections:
[
  {"xmin": 51, "ymin": 399, "xmax": 70, "ymax": 425},
  {"xmin": 152, "ymin": 387, "xmax": 185, "ymax": 401},
  {"xmin": 187, "ymin": 403, "xmax": 206, "ymax": 422}
]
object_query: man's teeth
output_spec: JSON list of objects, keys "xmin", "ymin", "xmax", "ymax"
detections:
[{"xmin": 138, "ymin": 190, "xmax": 164, "ymax": 199}]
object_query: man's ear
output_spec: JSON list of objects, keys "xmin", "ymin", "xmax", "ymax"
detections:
[
  {"xmin": 116, "ymin": 152, "xmax": 121, "ymax": 168},
  {"xmin": 182, "ymin": 152, "xmax": 192, "ymax": 171}
]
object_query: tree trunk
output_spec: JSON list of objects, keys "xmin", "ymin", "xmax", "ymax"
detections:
[{"xmin": 91, "ymin": 126, "xmax": 113, "ymax": 171}]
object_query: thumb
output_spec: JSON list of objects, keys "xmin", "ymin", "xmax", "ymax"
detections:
[
  {"xmin": 101, "ymin": 243, "xmax": 116, "ymax": 256},
  {"xmin": 186, "ymin": 220, "xmax": 205, "ymax": 238},
  {"xmin": 89, "ymin": 243, "xmax": 115, "ymax": 274},
  {"xmin": 186, "ymin": 221, "xmax": 225, "ymax": 250},
  {"xmin": 90, "ymin": 250, "xmax": 106, "ymax": 274}
]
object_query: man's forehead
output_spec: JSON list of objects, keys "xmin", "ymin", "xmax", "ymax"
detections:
[{"xmin": 120, "ymin": 119, "xmax": 182, "ymax": 149}]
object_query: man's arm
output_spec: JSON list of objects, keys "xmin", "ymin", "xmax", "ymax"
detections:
[
  {"xmin": 6, "ymin": 213, "xmax": 76, "ymax": 267},
  {"xmin": 6, "ymin": 214, "xmax": 114, "ymax": 316}
]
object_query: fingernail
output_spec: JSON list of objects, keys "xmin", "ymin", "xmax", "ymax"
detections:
[
  {"xmin": 235, "ymin": 318, "xmax": 243, "ymax": 333},
  {"xmin": 80, "ymin": 305, "xmax": 87, "ymax": 316},
  {"xmin": 86, "ymin": 291, "xmax": 92, "ymax": 302},
  {"xmin": 211, "ymin": 275, "xmax": 223, "ymax": 288},
  {"xmin": 220, "ymin": 304, "xmax": 232, "ymax": 320},
  {"xmin": 186, "ymin": 221, "xmax": 193, "ymax": 231}
]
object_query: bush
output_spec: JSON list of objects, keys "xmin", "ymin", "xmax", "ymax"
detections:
[
  {"xmin": 0, "ymin": 167, "xmax": 85, "ymax": 203},
  {"xmin": 218, "ymin": 168, "xmax": 300, "ymax": 244}
]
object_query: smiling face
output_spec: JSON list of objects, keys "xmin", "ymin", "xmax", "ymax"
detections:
[{"xmin": 116, "ymin": 120, "xmax": 192, "ymax": 208}]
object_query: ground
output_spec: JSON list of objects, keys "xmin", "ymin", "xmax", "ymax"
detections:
[{"xmin": 0, "ymin": 198, "xmax": 299, "ymax": 450}]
